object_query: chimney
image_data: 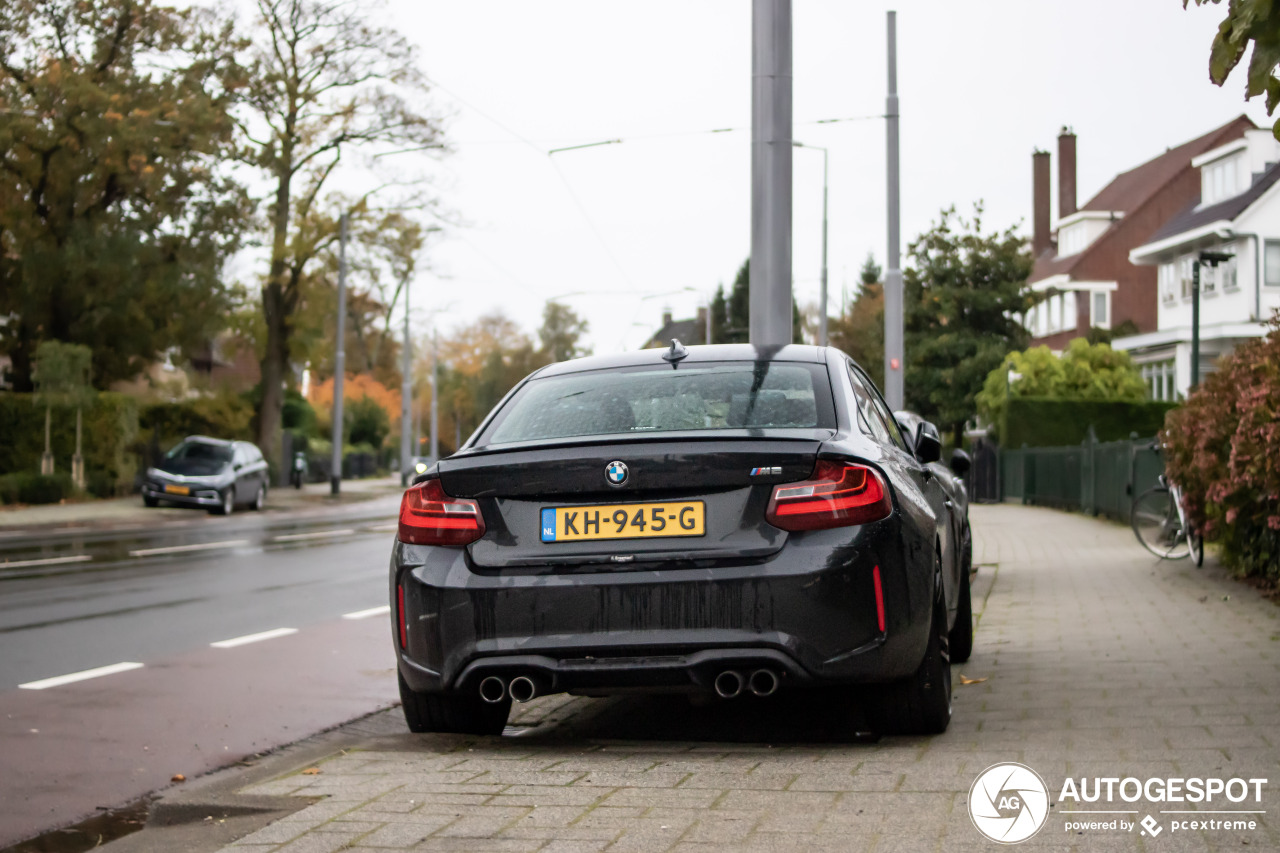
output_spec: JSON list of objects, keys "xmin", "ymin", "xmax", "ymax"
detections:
[
  {"xmin": 662, "ymin": 308, "xmax": 673, "ymax": 328},
  {"xmin": 1033, "ymin": 149, "xmax": 1051, "ymax": 257},
  {"xmin": 1058, "ymin": 126, "xmax": 1077, "ymax": 219}
]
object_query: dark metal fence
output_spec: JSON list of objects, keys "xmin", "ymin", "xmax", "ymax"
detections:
[{"xmin": 999, "ymin": 432, "xmax": 1162, "ymax": 521}]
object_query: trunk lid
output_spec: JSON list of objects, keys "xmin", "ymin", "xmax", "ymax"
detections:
[{"xmin": 440, "ymin": 436, "xmax": 823, "ymax": 569}]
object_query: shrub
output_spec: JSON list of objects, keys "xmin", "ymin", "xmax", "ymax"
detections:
[
  {"xmin": 1163, "ymin": 315, "xmax": 1280, "ymax": 581},
  {"xmin": 138, "ymin": 393, "xmax": 254, "ymax": 461},
  {"xmin": 0, "ymin": 472, "xmax": 76, "ymax": 505},
  {"xmin": 0, "ymin": 392, "xmax": 138, "ymax": 496}
]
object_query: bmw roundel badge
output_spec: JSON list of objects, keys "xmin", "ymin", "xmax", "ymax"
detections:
[{"xmin": 605, "ymin": 460, "xmax": 628, "ymax": 487}]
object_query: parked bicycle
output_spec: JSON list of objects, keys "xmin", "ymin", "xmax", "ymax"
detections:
[{"xmin": 1130, "ymin": 443, "xmax": 1204, "ymax": 565}]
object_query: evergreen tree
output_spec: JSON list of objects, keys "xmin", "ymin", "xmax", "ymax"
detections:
[{"xmin": 904, "ymin": 204, "xmax": 1034, "ymax": 444}]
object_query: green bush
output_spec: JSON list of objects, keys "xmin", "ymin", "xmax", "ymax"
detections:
[
  {"xmin": 0, "ymin": 472, "xmax": 76, "ymax": 505},
  {"xmin": 1002, "ymin": 397, "xmax": 1177, "ymax": 448},
  {"xmin": 1163, "ymin": 315, "xmax": 1280, "ymax": 581},
  {"xmin": 139, "ymin": 393, "xmax": 255, "ymax": 458},
  {"xmin": 0, "ymin": 392, "xmax": 138, "ymax": 496},
  {"xmin": 347, "ymin": 396, "xmax": 390, "ymax": 449},
  {"xmin": 282, "ymin": 390, "xmax": 318, "ymax": 435}
]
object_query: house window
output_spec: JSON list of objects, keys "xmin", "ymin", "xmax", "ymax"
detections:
[
  {"xmin": 1202, "ymin": 155, "xmax": 1241, "ymax": 205},
  {"xmin": 1221, "ymin": 254, "xmax": 1238, "ymax": 291},
  {"xmin": 1063, "ymin": 291, "xmax": 1077, "ymax": 331},
  {"xmin": 1159, "ymin": 263, "xmax": 1177, "ymax": 302},
  {"xmin": 1266, "ymin": 241, "xmax": 1280, "ymax": 287},
  {"xmin": 1091, "ymin": 291, "xmax": 1110, "ymax": 328},
  {"xmin": 1141, "ymin": 360, "xmax": 1177, "ymax": 402},
  {"xmin": 1180, "ymin": 257, "xmax": 1194, "ymax": 299}
]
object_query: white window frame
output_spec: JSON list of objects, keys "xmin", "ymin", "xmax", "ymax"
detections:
[
  {"xmin": 1266, "ymin": 240, "xmax": 1280, "ymax": 288},
  {"xmin": 1091, "ymin": 291, "xmax": 1111, "ymax": 329}
]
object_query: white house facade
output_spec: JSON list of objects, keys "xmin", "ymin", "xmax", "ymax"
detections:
[{"xmin": 1118, "ymin": 129, "xmax": 1280, "ymax": 401}]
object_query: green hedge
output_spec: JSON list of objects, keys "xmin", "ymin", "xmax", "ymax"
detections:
[
  {"xmin": 1003, "ymin": 396, "xmax": 1178, "ymax": 448},
  {"xmin": 0, "ymin": 472, "xmax": 76, "ymax": 505},
  {"xmin": 138, "ymin": 394, "xmax": 255, "ymax": 459},
  {"xmin": 0, "ymin": 393, "xmax": 139, "ymax": 496}
]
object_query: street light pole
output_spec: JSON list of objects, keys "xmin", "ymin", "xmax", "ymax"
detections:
[
  {"xmin": 430, "ymin": 330, "xmax": 439, "ymax": 463},
  {"xmin": 330, "ymin": 213, "xmax": 348, "ymax": 495},
  {"xmin": 884, "ymin": 10, "xmax": 904, "ymax": 409},
  {"xmin": 750, "ymin": 0, "xmax": 793, "ymax": 347},
  {"xmin": 794, "ymin": 141, "xmax": 829, "ymax": 346},
  {"xmin": 399, "ymin": 271, "xmax": 413, "ymax": 486}
]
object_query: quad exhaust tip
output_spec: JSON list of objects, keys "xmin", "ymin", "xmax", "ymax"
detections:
[
  {"xmin": 508, "ymin": 675, "xmax": 537, "ymax": 703},
  {"xmin": 478, "ymin": 675, "xmax": 506, "ymax": 704},
  {"xmin": 713, "ymin": 670, "xmax": 744, "ymax": 699},
  {"xmin": 748, "ymin": 668, "xmax": 779, "ymax": 697}
]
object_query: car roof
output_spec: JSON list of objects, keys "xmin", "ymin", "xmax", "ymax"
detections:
[
  {"xmin": 532, "ymin": 343, "xmax": 831, "ymax": 380},
  {"xmin": 182, "ymin": 435, "xmax": 235, "ymax": 447}
]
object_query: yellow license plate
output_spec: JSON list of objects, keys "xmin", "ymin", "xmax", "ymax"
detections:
[
  {"xmin": 164, "ymin": 484, "xmax": 191, "ymax": 496},
  {"xmin": 540, "ymin": 501, "xmax": 704, "ymax": 543}
]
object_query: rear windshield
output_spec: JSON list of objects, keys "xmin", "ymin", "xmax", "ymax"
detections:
[{"xmin": 481, "ymin": 362, "xmax": 835, "ymax": 446}]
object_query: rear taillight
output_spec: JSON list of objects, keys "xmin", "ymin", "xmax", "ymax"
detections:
[
  {"xmin": 765, "ymin": 460, "xmax": 892, "ymax": 531},
  {"xmin": 398, "ymin": 478, "xmax": 486, "ymax": 546}
]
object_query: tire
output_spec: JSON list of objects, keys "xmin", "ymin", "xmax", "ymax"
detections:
[
  {"xmin": 212, "ymin": 488, "xmax": 234, "ymax": 516},
  {"xmin": 398, "ymin": 670, "xmax": 510, "ymax": 735},
  {"xmin": 1131, "ymin": 486, "xmax": 1191, "ymax": 559},
  {"xmin": 949, "ymin": 558, "xmax": 974, "ymax": 665},
  {"xmin": 869, "ymin": 562, "xmax": 952, "ymax": 735},
  {"xmin": 143, "ymin": 495, "xmax": 159, "ymax": 508},
  {"xmin": 252, "ymin": 484, "xmax": 266, "ymax": 511}
]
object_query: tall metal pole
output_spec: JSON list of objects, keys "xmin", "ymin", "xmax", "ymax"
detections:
[
  {"xmin": 1191, "ymin": 261, "xmax": 1201, "ymax": 390},
  {"xmin": 330, "ymin": 213, "xmax": 348, "ymax": 495},
  {"xmin": 399, "ymin": 274, "xmax": 413, "ymax": 486},
  {"xmin": 750, "ymin": 0, "xmax": 793, "ymax": 347},
  {"xmin": 429, "ymin": 330, "xmax": 439, "ymax": 463},
  {"xmin": 705, "ymin": 296, "xmax": 712, "ymax": 344},
  {"xmin": 820, "ymin": 147, "xmax": 829, "ymax": 346},
  {"xmin": 883, "ymin": 10, "xmax": 904, "ymax": 409}
]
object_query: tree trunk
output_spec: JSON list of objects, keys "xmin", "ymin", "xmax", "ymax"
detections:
[{"xmin": 256, "ymin": 160, "xmax": 294, "ymax": 479}]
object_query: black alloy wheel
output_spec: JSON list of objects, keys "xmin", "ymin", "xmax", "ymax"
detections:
[
  {"xmin": 869, "ymin": 558, "xmax": 952, "ymax": 735},
  {"xmin": 949, "ymin": 537, "xmax": 974, "ymax": 664}
]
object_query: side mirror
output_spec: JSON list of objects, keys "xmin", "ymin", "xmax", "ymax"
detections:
[
  {"xmin": 914, "ymin": 421, "xmax": 942, "ymax": 464},
  {"xmin": 949, "ymin": 448, "xmax": 972, "ymax": 478}
]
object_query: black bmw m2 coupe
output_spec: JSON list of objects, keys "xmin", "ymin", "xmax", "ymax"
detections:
[{"xmin": 391, "ymin": 343, "xmax": 973, "ymax": 736}]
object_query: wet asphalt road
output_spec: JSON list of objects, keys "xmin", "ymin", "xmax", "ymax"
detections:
[{"xmin": 0, "ymin": 497, "xmax": 405, "ymax": 847}]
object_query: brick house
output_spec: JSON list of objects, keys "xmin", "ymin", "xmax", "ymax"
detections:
[{"xmin": 1023, "ymin": 117, "xmax": 1256, "ymax": 349}]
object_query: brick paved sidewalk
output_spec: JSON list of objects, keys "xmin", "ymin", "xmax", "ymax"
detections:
[{"xmin": 214, "ymin": 505, "xmax": 1280, "ymax": 852}]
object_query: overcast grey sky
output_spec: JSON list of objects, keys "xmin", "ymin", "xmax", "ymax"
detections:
[{"xmin": 371, "ymin": 0, "xmax": 1271, "ymax": 354}]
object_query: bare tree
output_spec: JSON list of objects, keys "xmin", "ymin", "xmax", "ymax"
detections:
[{"xmin": 236, "ymin": 0, "xmax": 443, "ymax": 470}]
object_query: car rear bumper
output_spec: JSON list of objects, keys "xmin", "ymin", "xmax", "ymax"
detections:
[{"xmin": 391, "ymin": 521, "xmax": 935, "ymax": 696}]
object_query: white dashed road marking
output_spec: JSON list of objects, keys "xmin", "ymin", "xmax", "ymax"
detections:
[
  {"xmin": 19, "ymin": 662, "xmax": 144, "ymax": 690},
  {"xmin": 210, "ymin": 628, "xmax": 298, "ymax": 649},
  {"xmin": 129, "ymin": 539, "xmax": 250, "ymax": 558},
  {"xmin": 273, "ymin": 529, "xmax": 356, "ymax": 542},
  {"xmin": 342, "ymin": 605, "xmax": 391, "ymax": 620},
  {"xmin": 1, "ymin": 555, "xmax": 92, "ymax": 569},
  {"xmin": 365, "ymin": 523, "xmax": 399, "ymax": 532}
]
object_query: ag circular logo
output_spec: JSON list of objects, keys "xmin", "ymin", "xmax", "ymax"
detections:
[
  {"xmin": 968, "ymin": 762, "xmax": 1050, "ymax": 844},
  {"xmin": 605, "ymin": 461, "xmax": 628, "ymax": 487}
]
